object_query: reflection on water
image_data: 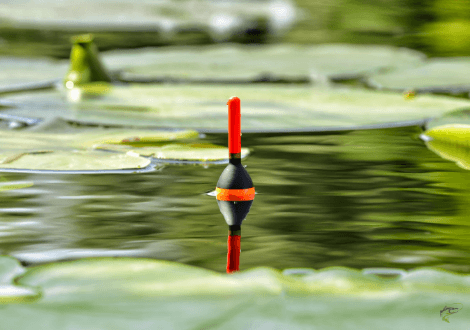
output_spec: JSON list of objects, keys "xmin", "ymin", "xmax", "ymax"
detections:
[{"xmin": 1, "ymin": 126, "xmax": 470, "ymax": 273}]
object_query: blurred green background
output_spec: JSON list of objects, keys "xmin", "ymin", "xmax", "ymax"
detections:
[
  {"xmin": 0, "ymin": 0, "xmax": 469, "ymax": 58},
  {"xmin": 289, "ymin": 0, "xmax": 470, "ymax": 56}
]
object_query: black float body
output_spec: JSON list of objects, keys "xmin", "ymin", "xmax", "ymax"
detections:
[{"xmin": 217, "ymin": 160, "xmax": 253, "ymax": 227}]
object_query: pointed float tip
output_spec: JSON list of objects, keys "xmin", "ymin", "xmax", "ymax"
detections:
[{"xmin": 227, "ymin": 96, "xmax": 240, "ymax": 105}]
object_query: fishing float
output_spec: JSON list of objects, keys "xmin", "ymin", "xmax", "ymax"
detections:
[{"xmin": 216, "ymin": 97, "xmax": 255, "ymax": 273}]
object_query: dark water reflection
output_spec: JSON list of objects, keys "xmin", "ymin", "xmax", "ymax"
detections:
[{"xmin": 1, "ymin": 126, "xmax": 470, "ymax": 273}]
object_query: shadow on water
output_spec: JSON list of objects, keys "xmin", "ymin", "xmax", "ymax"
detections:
[{"xmin": 1, "ymin": 125, "xmax": 470, "ymax": 273}]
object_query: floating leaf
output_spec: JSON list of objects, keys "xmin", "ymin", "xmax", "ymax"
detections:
[
  {"xmin": 0, "ymin": 57, "xmax": 65, "ymax": 94},
  {"xmin": 425, "ymin": 138, "xmax": 470, "ymax": 170},
  {"xmin": 368, "ymin": 57, "xmax": 470, "ymax": 93},
  {"xmin": 425, "ymin": 107, "xmax": 470, "ymax": 130},
  {"xmin": 66, "ymin": 128, "xmax": 200, "ymax": 148},
  {"xmin": 0, "ymin": 257, "xmax": 467, "ymax": 329},
  {"xmin": 0, "ymin": 256, "xmax": 39, "ymax": 303},
  {"xmin": 0, "ymin": 129, "xmax": 196, "ymax": 171},
  {"xmin": 98, "ymin": 143, "xmax": 250, "ymax": 162},
  {"xmin": 3, "ymin": 85, "xmax": 470, "ymax": 132},
  {"xmin": 423, "ymin": 124, "xmax": 470, "ymax": 170},
  {"xmin": 0, "ymin": 256, "xmax": 26, "ymax": 284},
  {"xmin": 104, "ymin": 44, "xmax": 424, "ymax": 82},
  {"xmin": 0, "ymin": 127, "xmax": 242, "ymax": 171},
  {"xmin": 0, "ymin": 150, "xmax": 150, "ymax": 171},
  {"xmin": 424, "ymin": 124, "xmax": 470, "ymax": 147}
]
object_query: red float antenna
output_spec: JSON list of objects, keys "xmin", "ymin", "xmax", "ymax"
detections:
[
  {"xmin": 216, "ymin": 97, "xmax": 255, "ymax": 274},
  {"xmin": 228, "ymin": 96, "xmax": 241, "ymax": 156}
]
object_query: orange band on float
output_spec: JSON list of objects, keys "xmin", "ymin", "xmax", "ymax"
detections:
[{"xmin": 216, "ymin": 187, "xmax": 255, "ymax": 201}]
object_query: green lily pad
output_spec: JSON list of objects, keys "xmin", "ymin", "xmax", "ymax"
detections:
[
  {"xmin": 368, "ymin": 57, "xmax": 470, "ymax": 93},
  {"xmin": 426, "ymin": 108, "xmax": 470, "ymax": 130},
  {"xmin": 0, "ymin": 257, "xmax": 26, "ymax": 284},
  {"xmin": 425, "ymin": 138, "xmax": 470, "ymax": 170},
  {"xmin": 0, "ymin": 256, "xmax": 39, "ymax": 303},
  {"xmin": 64, "ymin": 128, "xmax": 200, "ymax": 148},
  {"xmin": 424, "ymin": 124, "xmax": 470, "ymax": 147},
  {"xmin": 0, "ymin": 150, "xmax": 149, "ymax": 171},
  {"xmin": 3, "ymin": 85, "xmax": 470, "ymax": 132},
  {"xmin": 103, "ymin": 44, "xmax": 424, "ymax": 82},
  {"xmin": 0, "ymin": 57, "xmax": 66, "ymax": 93},
  {"xmin": 423, "ymin": 124, "xmax": 470, "ymax": 170},
  {"xmin": 98, "ymin": 143, "xmax": 250, "ymax": 162},
  {"xmin": 0, "ymin": 127, "xmax": 243, "ymax": 171},
  {"xmin": 0, "ymin": 257, "xmax": 467, "ymax": 329},
  {"xmin": 0, "ymin": 129, "xmax": 188, "ymax": 171}
]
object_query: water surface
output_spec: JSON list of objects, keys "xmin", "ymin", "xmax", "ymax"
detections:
[{"xmin": 1, "ymin": 125, "xmax": 469, "ymax": 273}]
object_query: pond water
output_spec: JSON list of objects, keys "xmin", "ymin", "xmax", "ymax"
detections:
[{"xmin": 1, "ymin": 125, "xmax": 469, "ymax": 273}]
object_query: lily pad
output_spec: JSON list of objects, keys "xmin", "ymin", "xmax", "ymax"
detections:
[
  {"xmin": 0, "ymin": 257, "xmax": 468, "ymax": 329},
  {"xmin": 0, "ymin": 256, "xmax": 38, "ymax": 303},
  {"xmin": 424, "ymin": 124, "xmax": 470, "ymax": 147},
  {"xmin": 0, "ymin": 127, "xmax": 244, "ymax": 171},
  {"xmin": 425, "ymin": 138, "xmax": 470, "ymax": 170},
  {"xmin": 423, "ymin": 124, "xmax": 470, "ymax": 170},
  {"xmin": 367, "ymin": 57, "xmax": 470, "ymax": 93},
  {"xmin": 0, "ymin": 57, "xmax": 65, "ymax": 93},
  {"xmin": 426, "ymin": 107, "xmax": 470, "ymax": 130},
  {"xmin": 0, "ymin": 129, "xmax": 184, "ymax": 171},
  {"xmin": 98, "ymin": 143, "xmax": 250, "ymax": 162},
  {"xmin": 103, "ymin": 44, "xmax": 425, "ymax": 82},
  {"xmin": 0, "ymin": 150, "xmax": 150, "ymax": 171},
  {"xmin": 3, "ymin": 85, "xmax": 470, "ymax": 132}
]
